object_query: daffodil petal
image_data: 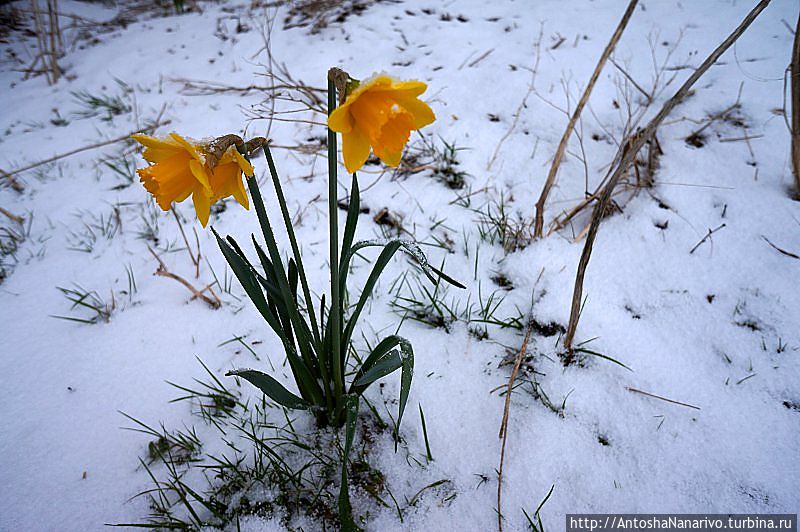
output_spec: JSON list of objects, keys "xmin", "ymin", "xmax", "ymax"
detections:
[
  {"xmin": 192, "ymin": 188, "xmax": 212, "ymax": 227},
  {"xmin": 395, "ymin": 96, "xmax": 435, "ymax": 129},
  {"xmin": 375, "ymin": 80, "xmax": 427, "ymax": 98},
  {"xmin": 132, "ymin": 133, "xmax": 184, "ymax": 163},
  {"xmin": 233, "ymin": 177, "xmax": 249, "ymax": 209},
  {"xmin": 342, "ymin": 126, "xmax": 371, "ymax": 174},
  {"xmin": 170, "ymin": 133, "xmax": 205, "ymax": 162},
  {"xmin": 139, "ymin": 154, "xmax": 198, "ymax": 210},
  {"xmin": 376, "ymin": 147, "xmax": 403, "ymax": 168},
  {"xmin": 189, "ymin": 160, "xmax": 213, "ymax": 192},
  {"xmin": 328, "ymin": 103, "xmax": 354, "ymax": 133},
  {"xmin": 231, "ymin": 149, "xmax": 254, "ymax": 176}
]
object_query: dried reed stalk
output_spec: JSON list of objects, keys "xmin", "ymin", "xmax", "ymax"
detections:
[
  {"xmin": 532, "ymin": 0, "xmax": 639, "ymax": 239},
  {"xmin": 563, "ymin": 0, "xmax": 772, "ymax": 353}
]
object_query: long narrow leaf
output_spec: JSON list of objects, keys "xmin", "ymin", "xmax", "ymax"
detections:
[
  {"xmin": 396, "ymin": 342, "xmax": 414, "ymax": 449},
  {"xmin": 349, "ymin": 334, "xmax": 405, "ymax": 394},
  {"xmin": 263, "ymin": 145, "xmax": 322, "ymax": 347},
  {"xmin": 212, "ymin": 230, "xmax": 280, "ymax": 335},
  {"xmin": 343, "ymin": 238, "xmax": 465, "ymax": 290},
  {"xmin": 339, "ymin": 172, "xmax": 361, "ymax": 287},
  {"xmin": 351, "ymin": 351, "xmax": 402, "ymax": 388},
  {"xmin": 215, "ymin": 230, "xmax": 322, "ymax": 402},
  {"xmin": 341, "ymin": 241, "xmax": 402, "ymax": 351},
  {"xmin": 227, "ymin": 369, "xmax": 310, "ymax": 410}
]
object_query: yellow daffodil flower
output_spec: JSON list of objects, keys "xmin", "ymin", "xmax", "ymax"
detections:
[
  {"xmin": 132, "ymin": 133, "xmax": 254, "ymax": 226},
  {"xmin": 328, "ymin": 74, "xmax": 435, "ymax": 174}
]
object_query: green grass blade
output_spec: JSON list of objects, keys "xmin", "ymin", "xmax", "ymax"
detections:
[
  {"xmin": 573, "ymin": 347, "xmax": 632, "ymax": 371},
  {"xmin": 419, "ymin": 403, "xmax": 433, "ymax": 462}
]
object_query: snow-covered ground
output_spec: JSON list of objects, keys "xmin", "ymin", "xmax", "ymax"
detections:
[{"xmin": 1, "ymin": 0, "xmax": 798, "ymax": 530}]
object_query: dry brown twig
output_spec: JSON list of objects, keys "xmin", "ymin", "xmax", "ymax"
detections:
[
  {"xmin": 689, "ymin": 223, "xmax": 726, "ymax": 254},
  {"xmin": 0, "ymin": 206, "xmax": 24, "ymax": 224},
  {"xmin": 496, "ymin": 268, "xmax": 545, "ymax": 532},
  {"xmin": 626, "ymin": 387, "xmax": 701, "ymax": 410},
  {"xmin": 29, "ymin": 0, "xmax": 61, "ymax": 84},
  {"xmin": 170, "ymin": 207, "xmax": 201, "ymax": 279},
  {"xmin": 762, "ymin": 235, "xmax": 800, "ymax": 260},
  {"xmin": 496, "ymin": 319, "xmax": 533, "ymax": 532},
  {"xmin": 563, "ymin": 0, "xmax": 772, "ymax": 353},
  {"xmin": 548, "ymin": 33, "xmax": 685, "ymax": 237},
  {"xmin": 147, "ymin": 246, "xmax": 221, "ymax": 309},
  {"xmin": 0, "ymin": 120, "xmax": 170, "ymax": 190},
  {"xmin": 532, "ymin": 0, "xmax": 639, "ymax": 240}
]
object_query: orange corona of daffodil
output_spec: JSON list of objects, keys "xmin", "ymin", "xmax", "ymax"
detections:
[
  {"xmin": 132, "ymin": 133, "xmax": 254, "ymax": 227},
  {"xmin": 328, "ymin": 74, "xmax": 435, "ymax": 174}
]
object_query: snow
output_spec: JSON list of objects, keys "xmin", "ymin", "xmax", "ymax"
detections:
[{"xmin": 1, "ymin": 0, "xmax": 798, "ymax": 530}]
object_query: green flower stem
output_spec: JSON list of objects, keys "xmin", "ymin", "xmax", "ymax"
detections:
[{"xmin": 328, "ymin": 75, "xmax": 344, "ymax": 418}]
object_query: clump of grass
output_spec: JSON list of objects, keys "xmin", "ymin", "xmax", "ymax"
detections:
[
  {"xmin": 116, "ymin": 360, "xmax": 394, "ymax": 530},
  {"xmin": 283, "ymin": 0, "xmax": 375, "ymax": 34},
  {"xmin": 391, "ymin": 270, "xmax": 524, "ymax": 337},
  {"xmin": 0, "ymin": 213, "xmax": 30, "ymax": 284},
  {"xmin": 122, "ymin": 412, "xmax": 203, "ymax": 465},
  {"xmin": 390, "ymin": 271, "xmax": 461, "ymax": 332},
  {"xmin": 102, "ymin": 151, "xmax": 138, "ymax": 190},
  {"xmin": 167, "ymin": 357, "xmax": 241, "ymax": 422},
  {"xmin": 475, "ymin": 191, "xmax": 530, "ymax": 253},
  {"xmin": 397, "ymin": 135, "xmax": 469, "ymax": 189},
  {"xmin": 71, "ymin": 79, "xmax": 132, "ymax": 121},
  {"xmin": 136, "ymin": 200, "xmax": 161, "ymax": 245},
  {"xmin": 65, "ymin": 206, "xmax": 121, "ymax": 253},
  {"xmin": 52, "ymin": 284, "xmax": 114, "ymax": 324}
]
